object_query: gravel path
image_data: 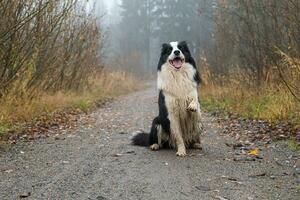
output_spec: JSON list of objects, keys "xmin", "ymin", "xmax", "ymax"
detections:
[{"xmin": 0, "ymin": 84, "xmax": 299, "ymax": 200}]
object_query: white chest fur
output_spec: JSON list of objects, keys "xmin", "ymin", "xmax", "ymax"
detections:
[{"xmin": 157, "ymin": 63, "xmax": 197, "ymax": 99}]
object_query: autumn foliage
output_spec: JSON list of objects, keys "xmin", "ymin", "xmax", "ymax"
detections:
[
  {"xmin": 200, "ymin": 0, "xmax": 300, "ymax": 123},
  {"xmin": 0, "ymin": 0, "xmax": 102, "ymax": 99}
]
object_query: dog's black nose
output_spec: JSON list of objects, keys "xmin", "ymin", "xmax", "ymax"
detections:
[{"xmin": 174, "ymin": 50, "xmax": 180, "ymax": 56}]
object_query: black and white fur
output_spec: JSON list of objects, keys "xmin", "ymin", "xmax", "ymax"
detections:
[{"xmin": 132, "ymin": 41, "xmax": 203, "ymax": 156}]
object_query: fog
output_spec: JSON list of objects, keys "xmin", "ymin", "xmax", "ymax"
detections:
[
  {"xmin": 92, "ymin": 0, "xmax": 300, "ymax": 87},
  {"xmin": 93, "ymin": 0, "xmax": 215, "ymax": 75}
]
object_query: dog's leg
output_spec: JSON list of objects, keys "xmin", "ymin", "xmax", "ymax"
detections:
[
  {"xmin": 176, "ymin": 139, "xmax": 186, "ymax": 156},
  {"xmin": 169, "ymin": 114, "xmax": 186, "ymax": 156},
  {"xmin": 150, "ymin": 143, "xmax": 160, "ymax": 151},
  {"xmin": 192, "ymin": 120, "xmax": 204, "ymax": 150},
  {"xmin": 192, "ymin": 142, "xmax": 202, "ymax": 150},
  {"xmin": 149, "ymin": 118, "xmax": 161, "ymax": 151},
  {"xmin": 150, "ymin": 125, "xmax": 162, "ymax": 151},
  {"xmin": 187, "ymin": 90, "xmax": 200, "ymax": 112},
  {"xmin": 192, "ymin": 136, "xmax": 202, "ymax": 150}
]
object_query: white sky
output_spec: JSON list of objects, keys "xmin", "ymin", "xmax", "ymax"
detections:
[{"xmin": 105, "ymin": 0, "xmax": 116, "ymax": 11}]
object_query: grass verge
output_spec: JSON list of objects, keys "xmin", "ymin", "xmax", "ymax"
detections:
[
  {"xmin": 0, "ymin": 71, "xmax": 143, "ymax": 140},
  {"xmin": 201, "ymin": 85, "xmax": 300, "ymax": 125}
]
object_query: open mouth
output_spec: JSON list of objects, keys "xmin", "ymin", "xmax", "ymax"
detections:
[{"xmin": 169, "ymin": 57, "xmax": 184, "ymax": 70}]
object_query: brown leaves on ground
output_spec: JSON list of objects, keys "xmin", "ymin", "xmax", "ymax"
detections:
[
  {"xmin": 5, "ymin": 108, "xmax": 95, "ymax": 143},
  {"xmin": 213, "ymin": 112, "xmax": 300, "ymax": 145}
]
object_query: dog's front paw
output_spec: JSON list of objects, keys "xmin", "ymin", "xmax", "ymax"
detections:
[
  {"xmin": 150, "ymin": 144, "xmax": 160, "ymax": 151},
  {"xmin": 192, "ymin": 143, "xmax": 203, "ymax": 150},
  {"xmin": 187, "ymin": 101, "xmax": 197, "ymax": 112},
  {"xmin": 176, "ymin": 147, "xmax": 187, "ymax": 157}
]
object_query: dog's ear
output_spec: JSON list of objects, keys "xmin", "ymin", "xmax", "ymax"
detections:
[
  {"xmin": 161, "ymin": 43, "xmax": 171, "ymax": 54},
  {"xmin": 162, "ymin": 43, "xmax": 169, "ymax": 50},
  {"xmin": 179, "ymin": 41, "xmax": 190, "ymax": 54}
]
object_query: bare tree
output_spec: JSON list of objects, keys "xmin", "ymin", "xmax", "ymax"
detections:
[
  {"xmin": 0, "ymin": 0, "xmax": 103, "ymax": 99},
  {"xmin": 209, "ymin": 0, "xmax": 300, "ymax": 88}
]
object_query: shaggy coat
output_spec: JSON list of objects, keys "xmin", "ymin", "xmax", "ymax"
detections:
[{"xmin": 132, "ymin": 41, "xmax": 203, "ymax": 156}]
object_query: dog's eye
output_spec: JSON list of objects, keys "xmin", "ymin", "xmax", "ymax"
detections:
[
  {"xmin": 178, "ymin": 45, "xmax": 184, "ymax": 51},
  {"xmin": 162, "ymin": 46, "xmax": 172, "ymax": 54}
]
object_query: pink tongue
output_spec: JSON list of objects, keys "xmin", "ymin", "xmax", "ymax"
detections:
[{"xmin": 173, "ymin": 59, "xmax": 182, "ymax": 68}]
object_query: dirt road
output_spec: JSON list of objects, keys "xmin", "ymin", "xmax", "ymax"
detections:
[{"xmin": 0, "ymin": 84, "xmax": 299, "ymax": 200}]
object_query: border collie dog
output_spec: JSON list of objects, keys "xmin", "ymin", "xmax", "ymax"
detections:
[{"xmin": 132, "ymin": 41, "xmax": 203, "ymax": 156}]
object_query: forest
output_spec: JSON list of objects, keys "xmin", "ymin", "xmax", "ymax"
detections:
[
  {"xmin": 0, "ymin": 0, "xmax": 299, "ymax": 137},
  {"xmin": 0, "ymin": 0, "xmax": 101, "ymax": 97},
  {"xmin": 113, "ymin": 0, "xmax": 300, "ymax": 123},
  {"xmin": 0, "ymin": 0, "xmax": 140, "ymax": 136}
]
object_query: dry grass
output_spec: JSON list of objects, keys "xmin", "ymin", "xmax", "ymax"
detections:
[
  {"xmin": 0, "ymin": 71, "xmax": 143, "ymax": 135},
  {"xmin": 200, "ymin": 54, "xmax": 300, "ymax": 124},
  {"xmin": 201, "ymin": 84, "xmax": 300, "ymax": 123}
]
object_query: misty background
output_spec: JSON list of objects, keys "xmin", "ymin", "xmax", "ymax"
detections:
[
  {"xmin": 1, "ymin": 0, "xmax": 299, "ymax": 99},
  {"xmin": 93, "ymin": 0, "xmax": 299, "ymax": 91},
  {"xmin": 94, "ymin": 0, "xmax": 215, "ymax": 74}
]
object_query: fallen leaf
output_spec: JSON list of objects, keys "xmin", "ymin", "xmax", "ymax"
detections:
[
  {"xmin": 112, "ymin": 153, "xmax": 122, "ymax": 157},
  {"xmin": 195, "ymin": 185, "xmax": 211, "ymax": 191},
  {"xmin": 19, "ymin": 192, "xmax": 31, "ymax": 198},
  {"xmin": 248, "ymin": 148, "xmax": 259, "ymax": 156},
  {"xmin": 221, "ymin": 175, "xmax": 238, "ymax": 181},
  {"xmin": 249, "ymin": 172, "xmax": 266, "ymax": 177},
  {"xmin": 215, "ymin": 195, "xmax": 229, "ymax": 200},
  {"xmin": 5, "ymin": 169, "xmax": 13, "ymax": 173},
  {"xmin": 225, "ymin": 142, "xmax": 243, "ymax": 148},
  {"xmin": 96, "ymin": 195, "xmax": 107, "ymax": 200}
]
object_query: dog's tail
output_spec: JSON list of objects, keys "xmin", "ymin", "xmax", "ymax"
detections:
[{"xmin": 131, "ymin": 131, "xmax": 149, "ymax": 146}]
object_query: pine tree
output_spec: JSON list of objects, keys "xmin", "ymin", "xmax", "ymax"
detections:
[{"xmin": 118, "ymin": 0, "xmax": 215, "ymax": 71}]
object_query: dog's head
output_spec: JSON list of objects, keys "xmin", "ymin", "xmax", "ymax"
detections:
[{"xmin": 160, "ymin": 41, "xmax": 191, "ymax": 70}]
